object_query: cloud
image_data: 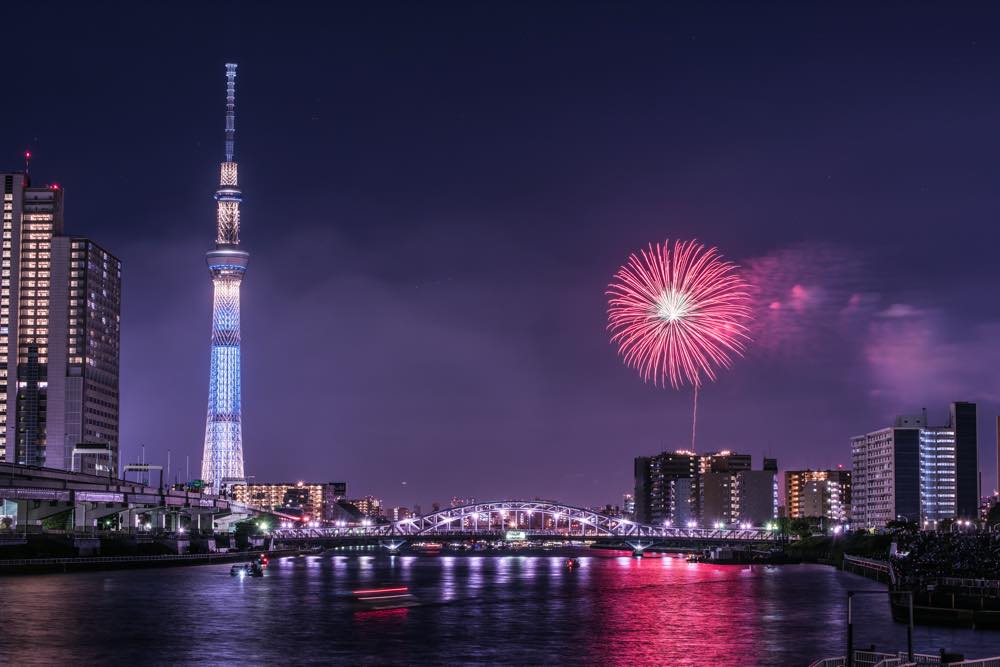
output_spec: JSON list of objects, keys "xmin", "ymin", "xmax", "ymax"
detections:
[
  {"xmin": 742, "ymin": 242, "xmax": 867, "ymax": 358},
  {"xmin": 865, "ymin": 305, "xmax": 1000, "ymax": 405}
]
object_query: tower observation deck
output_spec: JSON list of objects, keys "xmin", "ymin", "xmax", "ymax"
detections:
[{"xmin": 201, "ymin": 63, "xmax": 248, "ymax": 493}]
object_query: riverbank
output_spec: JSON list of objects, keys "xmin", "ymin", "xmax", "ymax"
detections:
[
  {"xmin": 0, "ymin": 548, "xmax": 304, "ymax": 575},
  {"xmin": 784, "ymin": 532, "xmax": 893, "ymax": 564}
]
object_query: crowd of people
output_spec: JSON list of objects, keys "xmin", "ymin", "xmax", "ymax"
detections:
[{"xmin": 891, "ymin": 530, "xmax": 1000, "ymax": 581}]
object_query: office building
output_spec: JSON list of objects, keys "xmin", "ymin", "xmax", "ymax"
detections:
[
  {"xmin": 233, "ymin": 481, "xmax": 347, "ymax": 523},
  {"xmin": 852, "ymin": 404, "xmax": 976, "ymax": 529},
  {"xmin": 785, "ymin": 469, "xmax": 852, "ymax": 521},
  {"xmin": 920, "ymin": 426, "xmax": 956, "ymax": 523},
  {"xmin": 1, "ymin": 171, "xmax": 120, "ymax": 472},
  {"xmin": 952, "ymin": 402, "xmax": 978, "ymax": 518}
]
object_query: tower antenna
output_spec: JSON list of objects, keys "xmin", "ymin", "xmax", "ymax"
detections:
[{"xmin": 224, "ymin": 63, "xmax": 237, "ymax": 163}]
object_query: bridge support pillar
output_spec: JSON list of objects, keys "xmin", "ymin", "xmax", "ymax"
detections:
[{"xmin": 74, "ymin": 503, "xmax": 92, "ymax": 530}]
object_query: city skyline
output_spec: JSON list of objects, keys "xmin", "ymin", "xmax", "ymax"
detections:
[{"xmin": 4, "ymin": 4, "xmax": 1000, "ymax": 507}]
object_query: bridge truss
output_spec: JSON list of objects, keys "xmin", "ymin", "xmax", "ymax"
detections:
[{"xmin": 268, "ymin": 500, "xmax": 779, "ymax": 543}]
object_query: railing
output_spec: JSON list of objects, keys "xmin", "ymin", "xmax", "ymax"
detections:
[
  {"xmin": 809, "ymin": 651, "xmax": 1000, "ymax": 667},
  {"xmin": 938, "ymin": 577, "xmax": 1000, "ymax": 590},
  {"xmin": 809, "ymin": 651, "xmax": 943, "ymax": 667},
  {"xmin": 843, "ymin": 555, "xmax": 890, "ymax": 573}
]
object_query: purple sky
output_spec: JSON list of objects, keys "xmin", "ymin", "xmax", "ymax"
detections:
[{"xmin": 4, "ymin": 3, "xmax": 1000, "ymax": 508}]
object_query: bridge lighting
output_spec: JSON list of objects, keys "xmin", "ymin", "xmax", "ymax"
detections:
[
  {"xmin": 832, "ymin": 525, "xmax": 843, "ymax": 535},
  {"xmin": 714, "ymin": 521, "xmax": 723, "ymax": 529},
  {"xmin": 686, "ymin": 520, "xmax": 697, "ymax": 528}
]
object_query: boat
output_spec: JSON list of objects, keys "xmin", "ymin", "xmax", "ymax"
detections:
[
  {"xmin": 565, "ymin": 558, "xmax": 580, "ymax": 569},
  {"xmin": 352, "ymin": 586, "xmax": 420, "ymax": 611},
  {"xmin": 230, "ymin": 561, "xmax": 264, "ymax": 578}
]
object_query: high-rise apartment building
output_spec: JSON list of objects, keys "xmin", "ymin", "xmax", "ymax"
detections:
[
  {"xmin": 735, "ymin": 470, "xmax": 779, "ymax": 526},
  {"xmin": 350, "ymin": 496, "xmax": 383, "ymax": 518},
  {"xmin": 635, "ymin": 450, "xmax": 775, "ymax": 526},
  {"xmin": 0, "ymin": 171, "xmax": 120, "ymax": 472},
  {"xmin": 851, "ymin": 414, "xmax": 923, "ymax": 528},
  {"xmin": 785, "ymin": 469, "xmax": 852, "ymax": 521},
  {"xmin": 622, "ymin": 492, "xmax": 635, "ymax": 519},
  {"xmin": 697, "ymin": 450, "xmax": 752, "ymax": 523},
  {"xmin": 634, "ymin": 451, "xmax": 696, "ymax": 525},
  {"xmin": 852, "ymin": 404, "xmax": 977, "ymax": 529},
  {"xmin": 233, "ymin": 481, "xmax": 347, "ymax": 522}
]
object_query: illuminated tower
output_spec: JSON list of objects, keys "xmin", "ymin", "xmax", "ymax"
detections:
[{"xmin": 201, "ymin": 63, "xmax": 248, "ymax": 492}]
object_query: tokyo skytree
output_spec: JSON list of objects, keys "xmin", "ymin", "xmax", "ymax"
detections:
[{"xmin": 201, "ymin": 63, "xmax": 249, "ymax": 493}]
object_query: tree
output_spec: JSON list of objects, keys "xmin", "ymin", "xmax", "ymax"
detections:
[{"xmin": 987, "ymin": 502, "xmax": 1000, "ymax": 528}]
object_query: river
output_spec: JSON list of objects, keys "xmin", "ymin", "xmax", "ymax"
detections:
[{"xmin": 3, "ymin": 552, "xmax": 1000, "ymax": 665}]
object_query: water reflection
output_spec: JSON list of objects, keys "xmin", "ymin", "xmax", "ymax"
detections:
[{"xmin": 3, "ymin": 557, "xmax": 1000, "ymax": 665}]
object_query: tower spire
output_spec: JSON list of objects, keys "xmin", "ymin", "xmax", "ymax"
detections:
[
  {"xmin": 202, "ymin": 63, "xmax": 249, "ymax": 494},
  {"xmin": 224, "ymin": 63, "xmax": 237, "ymax": 163}
]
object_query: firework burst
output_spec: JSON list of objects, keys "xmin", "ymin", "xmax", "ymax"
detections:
[{"xmin": 607, "ymin": 239, "xmax": 753, "ymax": 389}]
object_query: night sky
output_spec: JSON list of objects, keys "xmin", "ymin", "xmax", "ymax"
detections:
[{"xmin": 4, "ymin": 3, "xmax": 1000, "ymax": 508}]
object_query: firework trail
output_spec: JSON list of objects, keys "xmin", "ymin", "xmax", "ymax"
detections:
[{"xmin": 607, "ymin": 239, "xmax": 752, "ymax": 447}]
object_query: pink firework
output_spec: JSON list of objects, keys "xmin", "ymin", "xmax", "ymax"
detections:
[{"xmin": 607, "ymin": 240, "xmax": 753, "ymax": 389}]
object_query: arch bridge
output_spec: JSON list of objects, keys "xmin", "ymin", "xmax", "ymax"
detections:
[{"xmin": 268, "ymin": 500, "xmax": 780, "ymax": 548}]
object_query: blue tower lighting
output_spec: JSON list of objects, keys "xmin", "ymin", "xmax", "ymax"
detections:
[{"xmin": 201, "ymin": 63, "xmax": 249, "ymax": 493}]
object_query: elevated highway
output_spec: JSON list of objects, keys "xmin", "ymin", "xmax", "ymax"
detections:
[{"xmin": 0, "ymin": 462, "xmax": 259, "ymax": 532}]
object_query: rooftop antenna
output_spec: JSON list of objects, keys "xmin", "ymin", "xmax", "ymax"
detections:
[
  {"xmin": 224, "ymin": 63, "xmax": 237, "ymax": 162},
  {"xmin": 23, "ymin": 151, "xmax": 31, "ymax": 182}
]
